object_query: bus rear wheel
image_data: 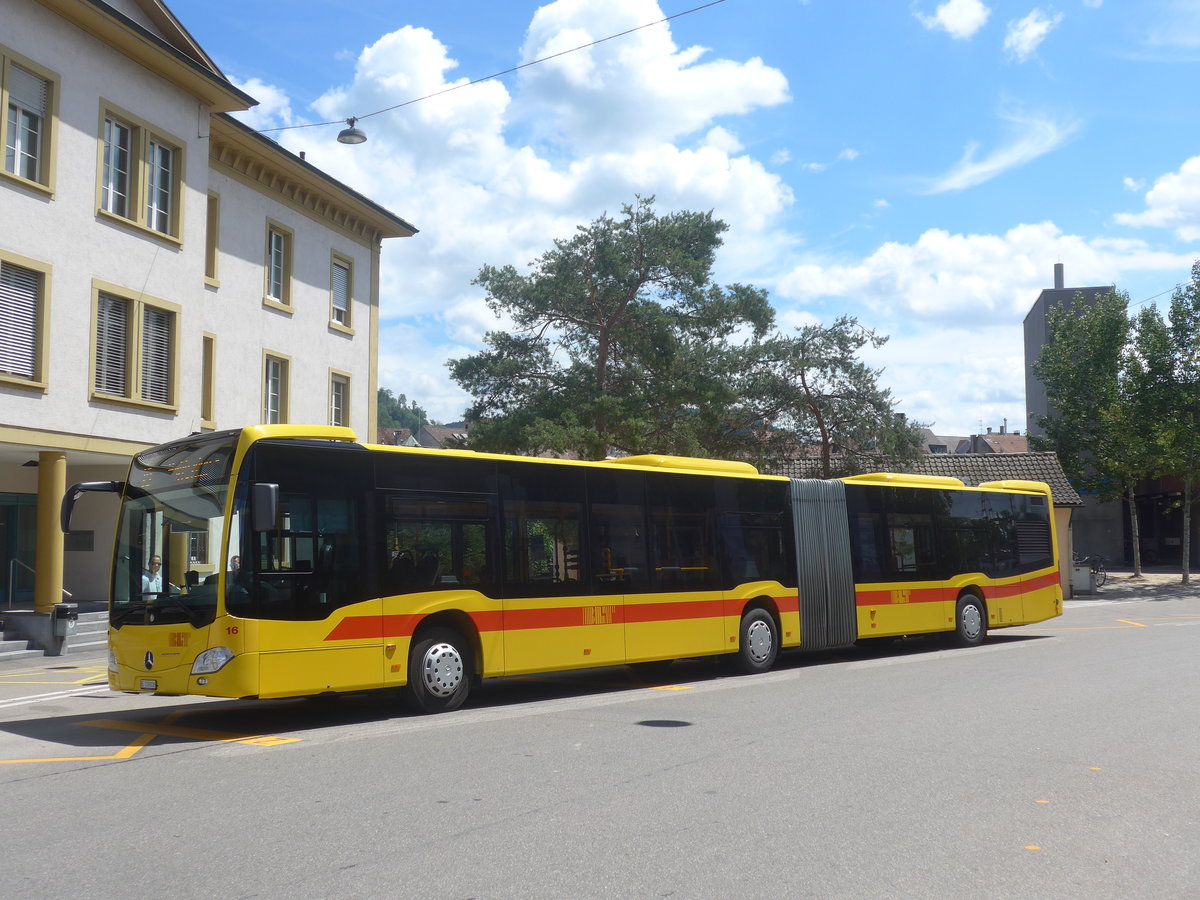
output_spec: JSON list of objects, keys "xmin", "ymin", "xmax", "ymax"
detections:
[
  {"xmin": 406, "ymin": 627, "xmax": 472, "ymax": 713},
  {"xmin": 735, "ymin": 608, "xmax": 779, "ymax": 674},
  {"xmin": 953, "ymin": 594, "xmax": 987, "ymax": 647}
]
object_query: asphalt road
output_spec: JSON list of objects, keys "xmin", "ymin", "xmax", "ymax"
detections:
[{"xmin": 1, "ymin": 591, "xmax": 1197, "ymax": 899}]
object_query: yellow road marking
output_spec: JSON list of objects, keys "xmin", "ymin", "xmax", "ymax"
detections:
[
  {"xmin": 650, "ymin": 685, "xmax": 693, "ymax": 691},
  {"xmin": 0, "ymin": 733, "xmax": 156, "ymax": 765},
  {"xmin": 1116, "ymin": 619, "xmax": 1147, "ymax": 627},
  {"xmin": 0, "ymin": 707, "xmax": 298, "ymax": 766},
  {"xmin": 79, "ymin": 718, "xmax": 300, "ymax": 746},
  {"xmin": 0, "ymin": 666, "xmax": 108, "ymax": 686}
]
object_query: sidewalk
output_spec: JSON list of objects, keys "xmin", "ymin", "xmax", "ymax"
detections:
[{"xmin": 1073, "ymin": 566, "xmax": 1200, "ymax": 602}]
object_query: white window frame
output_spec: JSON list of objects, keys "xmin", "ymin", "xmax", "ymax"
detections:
[
  {"xmin": 329, "ymin": 370, "xmax": 350, "ymax": 427},
  {"xmin": 97, "ymin": 103, "xmax": 184, "ymax": 240},
  {"xmin": 330, "ymin": 253, "xmax": 353, "ymax": 333},
  {"xmin": 264, "ymin": 221, "xmax": 294, "ymax": 311},
  {"xmin": 263, "ymin": 352, "xmax": 291, "ymax": 424},
  {"xmin": 2, "ymin": 51, "xmax": 56, "ymax": 191}
]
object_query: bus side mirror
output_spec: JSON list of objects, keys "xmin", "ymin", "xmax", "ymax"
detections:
[
  {"xmin": 60, "ymin": 481, "xmax": 123, "ymax": 532},
  {"xmin": 253, "ymin": 483, "xmax": 280, "ymax": 531}
]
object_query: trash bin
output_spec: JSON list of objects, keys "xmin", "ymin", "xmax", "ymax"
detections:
[
  {"xmin": 53, "ymin": 602, "xmax": 79, "ymax": 637},
  {"xmin": 1070, "ymin": 565, "xmax": 1095, "ymax": 595}
]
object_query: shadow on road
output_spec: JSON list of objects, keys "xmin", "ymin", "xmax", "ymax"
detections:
[{"xmin": 0, "ymin": 631, "xmax": 1050, "ymax": 754}]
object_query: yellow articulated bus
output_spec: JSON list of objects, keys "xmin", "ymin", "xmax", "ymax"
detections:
[{"xmin": 61, "ymin": 425, "xmax": 1062, "ymax": 713}]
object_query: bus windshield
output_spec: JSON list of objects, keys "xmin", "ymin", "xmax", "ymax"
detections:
[{"xmin": 110, "ymin": 432, "xmax": 237, "ymax": 628}]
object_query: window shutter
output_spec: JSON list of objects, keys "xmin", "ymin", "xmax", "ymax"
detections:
[
  {"xmin": 8, "ymin": 66, "xmax": 47, "ymax": 115},
  {"xmin": 141, "ymin": 306, "xmax": 172, "ymax": 404},
  {"xmin": 95, "ymin": 293, "xmax": 128, "ymax": 396},
  {"xmin": 332, "ymin": 261, "xmax": 350, "ymax": 323},
  {"xmin": 0, "ymin": 261, "xmax": 39, "ymax": 378}
]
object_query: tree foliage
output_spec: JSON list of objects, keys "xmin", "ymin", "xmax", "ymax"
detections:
[
  {"xmin": 449, "ymin": 197, "xmax": 923, "ymax": 472},
  {"xmin": 377, "ymin": 388, "xmax": 434, "ymax": 432},
  {"xmin": 1034, "ymin": 263, "xmax": 1200, "ymax": 580}
]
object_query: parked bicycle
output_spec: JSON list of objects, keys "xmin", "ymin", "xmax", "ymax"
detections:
[{"xmin": 1073, "ymin": 552, "xmax": 1107, "ymax": 588}]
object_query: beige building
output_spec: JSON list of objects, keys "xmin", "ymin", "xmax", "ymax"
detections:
[{"xmin": 1, "ymin": 0, "xmax": 415, "ymax": 620}]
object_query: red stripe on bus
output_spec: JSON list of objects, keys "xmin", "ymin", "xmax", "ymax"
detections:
[
  {"xmin": 855, "ymin": 587, "xmax": 945, "ymax": 606},
  {"xmin": 324, "ymin": 592, "xmax": 802, "ymax": 642}
]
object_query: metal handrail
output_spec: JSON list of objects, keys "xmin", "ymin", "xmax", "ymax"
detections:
[{"xmin": 7, "ymin": 558, "xmax": 72, "ymax": 609}]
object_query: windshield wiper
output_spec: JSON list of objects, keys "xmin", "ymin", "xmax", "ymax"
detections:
[
  {"xmin": 111, "ymin": 602, "xmax": 149, "ymax": 626},
  {"xmin": 148, "ymin": 593, "xmax": 206, "ymax": 627}
]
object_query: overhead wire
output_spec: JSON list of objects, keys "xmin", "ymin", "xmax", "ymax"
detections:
[{"xmin": 256, "ymin": 0, "xmax": 730, "ymax": 136}]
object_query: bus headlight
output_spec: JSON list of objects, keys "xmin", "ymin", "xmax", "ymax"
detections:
[{"xmin": 191, "ymin": 647, "xmax": 234, "ymax": 675}]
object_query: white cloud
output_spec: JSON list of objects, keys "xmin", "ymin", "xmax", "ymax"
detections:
[
  {"xmin": 232, "ymin": 2, "xmax": 794, "ymax": 422},
  {"xmin": 1004, "ymin": 9, "xmax": 1065, "ymax": 62},
  {"xmin": 916, "ymin": 0, "xmax": 992, "ymax": 40},
  {"xmin": 774, "ymin": 220, "xmax": 1188, "ymax": 326},
  {"xmin": 1115, "ymin": 155, "xmax": 1200, "ymax": 240},
  {"xmin": 838, "ymin": 148, "xmax": 860, "ymax": 161},
  {"xmin": 516, "ymin": 0, "xmax": 789, "ymax": 153},
  {"xmin": 1123, "ymin": 176, "xmax": 1146, "ymax": 192},
  {"xmin": 772, "ymin": 223, "xmax": 1192, "ymax": 433},
  {"xmin": 923, "ymin": 109, "xmax": 1079, "ymax": 193},
  {"xmin": 229, "ymin": 77, "xmax": 301, "ymax": 131}
]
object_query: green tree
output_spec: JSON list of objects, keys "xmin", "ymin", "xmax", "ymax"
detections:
[
  {"xmin": 450, "ymin": 196, "xmax": 774, "ymax": 459},
  {"xmin": 744, "ymin": 318, "xmax": 925, "ymax": 476},
  {"xmin": 450, "ymin": 197, "xmax": 922, "ymax": 469},
  {"xmin": 1033, "ymin": 289, "xmax": 1152, "ymax": 573},
  {"xmin": 1156, "ymin": 261, "xmax": 1200, "ymax": 582},
  {"xmin": 377, "ymin": 388, "xmax": 434, "ymax": 432}
]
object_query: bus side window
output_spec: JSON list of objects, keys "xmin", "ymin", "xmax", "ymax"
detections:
[{"xmin": 383, "ymin": 494, "xmax": 495, "ymax": 597}]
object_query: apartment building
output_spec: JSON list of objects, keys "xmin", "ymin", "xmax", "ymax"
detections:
[{"xmin": 1, "ymin": 0, "xmax": 415, "ymax": 617}]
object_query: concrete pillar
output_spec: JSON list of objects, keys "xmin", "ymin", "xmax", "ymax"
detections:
[{"xmin": 33, "ymin": 451, "xmax": 67, "ymax": 615}]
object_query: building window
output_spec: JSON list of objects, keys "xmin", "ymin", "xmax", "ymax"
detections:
[
  {"xmin": 330, "ymin": 372, "xmax": 349, "ymax": 427},
  {"xmin": 189, "ymin": 531, "xmax": 209, "ymax": 565},
  {"xmin": 263, "ymin": 353, "xmax": 290, "ymax": 424},
  {"xmin": 92, "ymin": 285, "xmax": 178, "ymax": 407},
  {"xmin": 98, "ymin": 105, "xmax": 183, "ymax": 238},
  {"xmin": 201, "ymin": 333, "xmax": 216, "ymax": 428},
  {"xmin": 100, "ymin": 116, "xmax": 131, "ymax": 217},
  {"xmin": 146, "ymin": 138, "xmax": 174, "ymax": 233},
  {"xmin": 331, "ymin": 256, "xmax": 352, "ymax": 328},
  {"xmin": 265, "ymin": 223, "xmax": 293, "ymax": 309},
  {"xmin": 0, "ymin": 256, "xmax": 48, "ymax": 387},
  {"xmin": 205, "ymin": 193, "xmax": 220, "ymax": 285},
  {"xmin": 4, "ymin": 60, "xmax": 52, "ymax": 186}
]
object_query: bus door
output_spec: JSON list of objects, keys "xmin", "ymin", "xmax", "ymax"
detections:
[
  {"xmin": 632, "ymin": 474, "xmax": 724, "ymax": 662},
  {"xmin": 501, "ymin": 495, "xmax": 625, "ymax": 673},
  {"xmin": 241, "ymin": 455, "xmax": 381, "ymax": 698}
]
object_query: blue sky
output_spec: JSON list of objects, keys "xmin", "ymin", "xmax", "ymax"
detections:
[{"xmin": 171, "ymin": 0, "xmax": 1200, "ymax": 436}]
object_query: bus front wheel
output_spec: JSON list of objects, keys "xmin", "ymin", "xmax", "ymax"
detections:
[
  {"xmin": 953, "ymin": 594, "xmax": 987, "ymax": 647},
  {"xmin": 735, "ymin": 608, "xmax": 779, "ymax": 674},
  {"xmin": 407, "ymin": 627, "xmax": 472, "ymax": 713}
]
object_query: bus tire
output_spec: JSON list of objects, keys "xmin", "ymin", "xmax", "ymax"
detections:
[
  {"xmin": 953, "ymin": 593, "xmax": 987, "ymax": 647},
  {"xmin": 406, "ymin": 627, "xmax": 472, "ymax": 713},
  {"xmin": 735, "ymin": 607, "xmax": 779, "ymax": 674}
]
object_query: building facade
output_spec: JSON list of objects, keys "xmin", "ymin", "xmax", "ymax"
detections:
[{"xmin": 1, "ymin": 0, "xmax": 414, "ymax": 617}]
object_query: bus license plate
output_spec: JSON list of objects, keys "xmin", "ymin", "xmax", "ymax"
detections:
[{"xmin": 140, "ymin": 679, "xmax": 157, "ymax": 691}]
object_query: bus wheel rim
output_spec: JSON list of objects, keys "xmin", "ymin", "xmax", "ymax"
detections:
[
  {"xmin": 961, "ymin": 604, "xmax": 982, "ymax": 639},
  {"xmin": 746, "ymin": 619, "xmax": 773, "ymax": 663},
  {"xmin": 421, "ymin": 642, "xmax": 464, "ymax": 697}
]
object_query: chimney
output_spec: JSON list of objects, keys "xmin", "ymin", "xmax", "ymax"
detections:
[
  {"xmin": 1054, "ymin": 263, "xmax": 1064, "ymax": 290},
  {"xmin": 1001, "ymin": 418, "xmax": 1007, "ymax": 434}
]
